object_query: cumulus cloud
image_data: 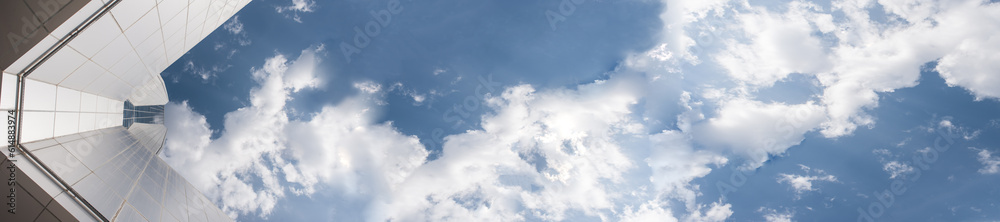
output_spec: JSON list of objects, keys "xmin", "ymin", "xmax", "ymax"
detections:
[
  {"xmin": 162, "ymin": 45, "xmax": 387, "ymax": 218},
  {"xmin": 621, "ymin": 0, "xmax": 1000, "ymax": 171},
  {"xmin": 165, "ymin": 0, "xmax": 1000, "ymax": 220},
  {"xmin": 675, "ymin": 0, "xmax": 1000, "ymax": 138},
  {"xmin": 367, "ymin": 75, "xmax": 733, "ymax": 221},
  {"xmin": 165, "ymin": 46, "xmax": 735, "ymax": 221},
  {"xmin": 777, "ymin": 164, "xmax": 838, "ymax": 196},
  {"xmin": 936, "ymin": 34, "xmax": 1000, "ymax": 100},
  {"xmin": 692, "ymin": 99, "xmax": 826, "ymax": 168},
  {"xmin": 714, "ymin": 1, "xmax": 833, "ymax": 87}
]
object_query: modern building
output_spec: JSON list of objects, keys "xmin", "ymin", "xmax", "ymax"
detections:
[{"xmin": 1, "ymin": 0, "xmax": 249, "ymax": 221}]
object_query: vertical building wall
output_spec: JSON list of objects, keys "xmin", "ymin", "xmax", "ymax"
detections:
[
  {"xmin": 1, "ymin": 0, "xmax": 253, "ymax": 143},
  {"xmin": 0, "ymin": 0, "xmax": 91, "ymax": 72},
  {"xmin": 4, "ymin": 126, "xmax": 231, "ymax": 221},
  {"xmin": 4, "ymin": 0, "xmax": 252, "ymax": 104},
  {"xmin": 1, "ymin": 0, "xmax": 252, "ymax": 221}
]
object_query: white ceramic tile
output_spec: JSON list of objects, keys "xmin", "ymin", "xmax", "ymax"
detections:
[
  {"xmin": 59, "ymin": 68, "xmax": 103, "ymax": 92},
  {"xmin": 158, "ymin": 0, "xmax": 188, "ymax": 26},
  {"xmin": 54, "ymin": 112, "xmax": 81, "ymax": 137},
  {"xmin": 124, "ymin": 12, "xmax": 162, "ymax": 48},
  {"xmin": 96, "ymin": 96, "xmax": 110, "ymax": 113},
  {"xmin": 27, "ymin": 47, "xmax": 87, "ymax": 85},
  {"xmin": 94, "ymin": 114, "xmax": 109, "ymax": 129},
  {"xmin": 151, "ymin": 56, "xmax": 169, "ymax": 74},
  {"xmin": 162, "ymin": 11, "xmax": 187, "ymax": 44},
  {"xmin": 98, "ymin": 114, "xmax": 114, "ymax": 128},
  {"xmin": 164, "ymin": 32, "xmax": 185, "ymax": 62},
  {"xmin": 79, "ymin": 113, "xmax": 96, "ymax": 132},
  {"xmin": 90, "ymin": 35, "xmax": 133, "ymax": 70},
  {"xmin": 189, "ymin": 0, "xmax": 211, "ymax": 19},
  {"xmin": 80, "ymin": 92, "xmax": 97, "ymax": 112},
  {"xmin": 110, "ymin": 115, "xmax": 123, "ymax": 127},
  {"xmin": 109, "ymin": 51, "xmax": 141, "ymax": 77},
  {"xmin": 187, "ymin": 7, "xmax": 208, "ymax": 35},
  {"xmin": 53, "ymin": 192, "xmax": 100, "ymax": 222},
  {"xmin": 83, "ymin": 72, "xmax": 118, "ymax": 97},
  {"xmin": 185, "ymin": 23, "xmax": 206, "ymax": 48},
  {"xmin": 219, "ymin": 4, "xmax": 236, "ymax": 21},
  {"xmin": 143, "ymin": 49, "xmax": 167, "ymax": 73},
  {"xmin": 1, "ymin": 74, "xmax": 16, "ymax": 110},
  {"xmin": 136, "ymin": 32, "xmax": 165, "ymax": 62},
  {"xmin": 21, "ymin": 111, "xmax": 55, "ymax": 142},
  {"xmin": 204, "ymin": 12, "xmax": 223, "ymax": 31},
  {"xmin": 112, "ymin": 100, "xmax": 124, "ymax": 112},
  {"xmin": 56, "ymin": 87, "xmax": 82, "ymax": 112},
  {"xmin": 110, "ymin": 0, "xmax": 157, "ymax": 30},
  {"xmin": 61, "ymin": 61, "xmax": 107, "ymax": 87},
  {"xmin": 24, "ymin": 79, "xmax": 57, "ymax": 111},
  {"xmin": 119, "ymin": 62, "xmax": 152, "ymax": 87},
  {"xmin": 68, "ymin": 16, "xmax": 122, "ymax": 58},
  {"xmin": 5, "ymin": 35, "xmax": 58, "ymax": 75},
  {"xmin": 101, "ymin": 77, "xmax": 133, "ymax": 101}
]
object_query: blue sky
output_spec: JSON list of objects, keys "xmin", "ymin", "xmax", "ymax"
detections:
[{"xmin": 158, "ymin": 0, "xmax": 1000, "ymax": 221}]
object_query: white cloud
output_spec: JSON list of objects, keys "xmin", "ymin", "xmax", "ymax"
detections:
[
  {"xmin": 165, "ymin": 0, "xmax": 1000, "ymax": 220},
  {"xmin": 165, "ymin": 46, "xmax": 736, "ymax": 221},
  {"xmin": 936, "ymin": 31, "xmax": 1000, "ymax": 100},
  {"xmin": 163, "ymin": 101, "xmax": 212, "ymax": 165},
  {"xmin": 222, "ymin": 15, "xmax": 251, "ymax": 46},
  {"xmin": 275, "ymin": 0, "xmax": 316, "ymax": 23},
  {"xmin": 777, "ymin": 164, "xmax": 838, "ymax": 196},
  {"xmin": 353, "ymin": 81, "xmax": 382, "ymax": 94},
  {"xmin": 715, "ymin": 1, "xmax": 833, "ymax": 87},
  {"xmin": 971, "ymin": 148, "xmax": 1000, "ymax": 174},
  {"xmin": 370, "ymin": 78, "xmax": 644, "ymax": 221},
  {"xmin": 223, "ymin": 15, "xmax": 245, "ymax": 35},
  {"xmin": 692, "ymin": 98, "xmax": 826, "ymax": 168},
  {"xmin": 613, "ymin": 0, "xmax": 1000, "ymax": 175},
  {"xmin": 678, "ymin": 0, "xmax": 1000, "ymax": 139},
  {"xmin": 882, "ymin": 161, "xmax": 915, "ymax": 179},
  {"xmin": 163, "ymin": 45, "xmax": 394, "ymax": 218},
  {"xmin": 620, "ymin": 200, "xmax": 679, "ymax": 222},
  {"xmin": 284, "ymin": 45, "xmax": 325, "ymax": 92},
  {"xmin": 282, "ymin": 95, "xmax": 428, "ymax": 196},
  {"xmin": 684, "ymin": 202, "xmax": 734, "ymax": 222},
  {"xmin": 648, "ymin": 130, "xmax": 728, "ymax": 209},
  {"xmin": 182, "ymin": 61, "xmax": 230, "ymax": 81},
  {"xmin": 364, "ymin": 75, "xmax": 732, "ymax": 221},
  {"xmin": 759, "ymin": 207, "xmax": 794, "ymax": 222}
]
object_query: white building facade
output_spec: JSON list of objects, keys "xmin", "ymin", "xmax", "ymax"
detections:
[{"xmin": 1, "ymin": 0, "xmax": 250, "ymax": 221}]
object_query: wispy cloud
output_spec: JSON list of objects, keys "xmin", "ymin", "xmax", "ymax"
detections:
[
  {"xmin": 970, "ymin": 148, "xmax": 1000, "ymax": 174},
  {"xmin": 275, "ymin": 0, "xmax": 316, "ymax": 23},
  {"xmin": 183, "ymin": 60, "xmax": 231, "ymax": 82},
  {"xmin": 758, "ymin": 207, "xmax": 795, "ymax": 222},
  {"xmin": 223, "ymin": 15, "xmax": 252, "ymax": 46},
  {"xmin": 777, "ymin": 164, "xmax": 838, "ymax": 197}
]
